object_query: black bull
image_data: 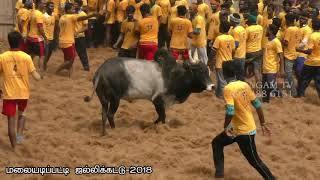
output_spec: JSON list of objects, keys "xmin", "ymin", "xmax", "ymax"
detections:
[{"xmin": 84, "ymin": 50, "xmax": 214, "ymax": 136}]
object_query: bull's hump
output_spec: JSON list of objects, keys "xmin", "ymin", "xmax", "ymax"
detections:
[{"xmin": 123, "ymin": 60, "xmax": 166, "ymax": 101}]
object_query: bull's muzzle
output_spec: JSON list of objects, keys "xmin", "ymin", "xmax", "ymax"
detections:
[{"xmin": 206, "ymin": 84, "xmax": 215, "ymax": 91}]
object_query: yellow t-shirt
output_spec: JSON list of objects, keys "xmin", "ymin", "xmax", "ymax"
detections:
[
  {"xmin": 305, "ymin": 32, "xmax": 320, "ymax": 67},
  {"xmin": 257, "ymin": 14, "xmax": 263, "ymax": 26},
  {"xmin": 175, "ymin": 0, "xmax": 188, "ymax": 8},
  {"xmin": 168, "ymin": 5, "xmax": 177, "ymax": 25},
  {"xmin": 151, "ymin": 4, "xmax": 163, "ymax": 20},
  {"xmin": 230, "ymin": 25, "xmax": 246, "ymax": 59},
  {"xmin": 116, "ymin": 0, "xmax": 128, "ymax": 22},
  {"xmin": 28, "ymin": 9, "xmax": 44, "ymax": 40},
  {"xmin": 156, "ymin": 0, "xmax": 170, "ymax": 24},
  {"xmin": 15, "ymin": 0, "xmax": 23, "ymax": 10},
  {"xmin": 192, "ymin": 15, "xmax": 207, "ymax": 48},
  {"xmin": 43, "ymin": 13, "xmax": 56, "ymax": 41},
  {"xmin": 246, "ymin": 25, "xmax": 263, "ymax": 53},
  {"xmin": 0, "ymin": 51, "xmax": 36, "ymax": 100},
  {"xmin": 261, "ymin": 17, "xmax": 273, "ymax": 48},
  {"xmin": 136, "ymin": 16, "xmax": 159, "ymax": 44},
  {"xmin": 197, "ymin": 3, "xmax": 211, "ymax": 20},
  {"xmin": 121, "ymin": 20, "xmax": 138, "ymax": 49},
  {"xmin": 75, "ymin": 11, "xmax": 88, "ymax": 38},
  {"xmin": 16, "ymin": 8, "xmax": 31, "ymax": 38},
  {"xmin": 59, "ymin": 14, "xmax": 78, "ymax": 48},
  {"xmin": 223, "ymin": 81, "xmax": 257, "ymax": 136},
  {"xmin": 263, "ymin": 38, "xmax": 283, "ymax": 74},
  {"xmin": 213, "ymin": 34, "xmax": 235, "ymax": 69},
  {"xmin": 298, "ymin": 25, "xmax": 313, "ymax": 58},
  {"xmin": 105, "ymin": 0, "xmax": 116, "ymax": 24},
  {"xmin": 283, "ymin": 26, "xmax": 300, "ymax": 60},
  {"xmin": 169, "ymin": 17, "xmax": 192, "ymax": 50},
  {"xmin": 134, "ymin": 1, "xmax": 144, "ymax": 21},
  {"xmin": 278, "ymin": 12, "xmax": 287, "ymax": 31}
]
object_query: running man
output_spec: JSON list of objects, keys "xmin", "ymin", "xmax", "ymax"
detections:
[
  {"xmin": 296, "ymin": 18, "xmax": 320, "ymax": 98},
  {"xmin": 135, "ymin": 3, "xmax": 159, "ymax": 61},
  {"xmin": 262, "ymin": 24, "xmax": 284, "ymax": 103},
  {"xmin": 168, "ymin": 5, "xmax": 193, "ymax": 61},
  {"xmin": 113, "ymin": 5, "xmax": 138, "ymax": 58},
  {"xmin": 156, "ymin": 0, "xmax": 170, "ymax": 48},
  {"xmin": 211, "ymin": 60, "xmax": 275, "ymax": 180},
  {"xmin": 56, "ymin": 2, "xmax": 97, "ymax": 77},
  {"xmin": 104, "ymin": 0, "xmax": 116, "ymax": 47},
  {"xmin": 27, "ymin": 0, "xmax": 47, "ymax": 74},
  {"xmin": 212, "ymin": 21, "xmax": 235, "ymax": 98},
  {"xmin": 0, "ymin": 31, "xmax": 42, "ymax": 149},
  {"xmin": 190, "ymin": 3, "xmax": 207, "ymax": 64},
  {"xmin": 43, "ymin": 1, "xmax": 56, "ymax": 71}
]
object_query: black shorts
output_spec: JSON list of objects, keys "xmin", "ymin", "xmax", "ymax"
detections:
[
  {"xmin": 118, "ymin": 48, "xmax": 137, "ymax": 58},
  {"xmin": 27, "ymin": 40, "xmax": 45, "ymax": 57}
]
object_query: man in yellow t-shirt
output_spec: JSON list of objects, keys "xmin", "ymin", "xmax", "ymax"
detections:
[
  {"xmin": 168, "ymin": 5, "xmax": 193, "ymax": 61},
  {"xmin": 0, "ymin": 31, "xmax": 41, "ymax": 149},
  {"xmin": 262, "ymin": 24, "xmax": 284, "ymax": 103},
  {"xmin": 74, "ymin": 0, "xmax": 90, "ymax": 71},
  {"xmin": 229, "ymin": 13, "xmax": 246, "ymax": 81},
  {"xmin": 114, "ymin": 0, "xmax": 129, "ymax": 49},
  {"xmin": 156, "ymin": 0, "xmax": 170, "ymax": 48},
  {"xmin": 245, "ymin": 14, "xmax": 263, "ymax": 84},
  {"xmin": 56, "ymin": 2, "xmax": 97, "ymax": 76},
  {"xmin": 43, "ymin": 1, "xmax": 56, "ymax": 71},
  {"xmin": 197, "ymin": 0, "xmax": 211, "ymax": 20},
  {"xmin": 296, "ymin": 14, "xmax": 313, "ymax": 81},
  {"xmin": 27, "ymin": 0, "xmax": 47, "ymax": 74},
  {"xmin": 282, "ymin": 13, "xmax": 299, "ymax": 96},
  {"xmin": 190, "ymin": 3, "xmax": 208, "ymax": 65},
  {"xmin": 211, "ymin": 60, "xmax": 274, "ymax": 179},
  {"xmin": 296, "ymin": 18, "xmax": 320, "ymax": 98},
  {"xmin": 212, "ymin": 21, "xmax": 235, "ymax": 98},
  {"xmin": 104, "ymin": 0, "xmax": 116, "ymax": 47},
  {"xmin": 151, "ymin": 0, "xmax": 162, "ymax": 23},
  {"xmin": 135, "ymin": 4, "xmax": 159, "ymax": 61},
  {"xmin": 16, "ymin": 0, "xmax": 33, "ymax": 53},
  {"xmin": 113, "ymin": 5, "xmax": 138, "ymax": 58},
  {"xmin": 207, "ymin": 0, "xmax": 219, "ymax": 68}
]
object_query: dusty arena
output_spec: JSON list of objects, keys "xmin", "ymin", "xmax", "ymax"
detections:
[{"xmin": 0, "ymin": 44, "xmax": 319, "ymax": 180}]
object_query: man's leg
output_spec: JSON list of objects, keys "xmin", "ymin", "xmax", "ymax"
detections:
[
  {"xmin": 8, "ymin": 117, "xmax": 16, "ymax": 149},
  {"xmin": 190, "ymin": 46, "xmax": 196, "ymax": 62},
  {"xmin": 313, "ymin": 66, "xmax": 320, "ymax": 98},
  {"xmin": 105, "ymin": 24, "xmax": 112, "ymax": 47},
  {"xmin": 297, "ymin": 65, "xmax": 314, "ymax": 97},
  {"xmin": 215, "ymin": 69, "xmax": 226, "ymax": 98},
  {"xmin": 44, "ymin": 40, "xmax": 54, "ymax": 71},
  {"xmin": 212, "ymin": 131, "xmax": 235, "ymax": 178},
  {"xmin": 236, "ymin": 135, "xmax": 275, "ymax": 180},
  {"xmin": 75, "ymin": 37, "xmax": 90, "ymax": 71},
  {"xmin": 197, "ymin": 47, "xmax": 208, "ymax": 65},
  {"xmin": 284, "ymin": 59, "xmax": 296, "ymax": 96},
  {"xmin": 253, "ymin": 54, "xmax": 262, "ymax": 84},
  {"xmin": 234, "ymin": 58, "xmax": 245, "ymax": 81}
]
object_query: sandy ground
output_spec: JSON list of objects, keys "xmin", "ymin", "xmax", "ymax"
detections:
[{"xmin": 0, "ymin": 46, "xmax": 319, "ymax": 180}]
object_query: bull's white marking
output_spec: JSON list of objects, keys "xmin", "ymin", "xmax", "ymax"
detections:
[{"xmin": 123, "ymin": 60, "xmax": 166, "ymax": 101}]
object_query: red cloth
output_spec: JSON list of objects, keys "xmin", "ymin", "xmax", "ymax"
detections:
[
  {"xmin": 138, "ymin": 44, "xmax": 158, "ymax": 61},
  {"xmin": 2, "ymin": 99, "xmax": 28, "ymax": 117},
  {"xmin": 171, "ymin": 49, "xmax": 189, "ymax": 61},
  {"xmin": 62, "ymin": 44, "xmax": 76, "ymax": 61}
]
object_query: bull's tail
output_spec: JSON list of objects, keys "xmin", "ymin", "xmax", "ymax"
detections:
[{"xmin": 84, "ymin": 73, "xmax": 100, "ymax": 102}]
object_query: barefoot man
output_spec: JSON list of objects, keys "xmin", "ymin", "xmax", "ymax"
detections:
[{"xmin": 0, "ymin": 31, "xmax": 42, "ymax": 149}]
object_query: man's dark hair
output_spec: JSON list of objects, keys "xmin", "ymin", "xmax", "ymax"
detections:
[
  {"xmin": 221, "ymin": 2, "xmax": 230, "ymax": 9},
  {"xmin": 177, "ymin": 5, "xmax": 187, "ymax": 16},
  {"xmin": 283, "ymin": 0, "xmax": 292, "ymax": 7},
  {"xmin": 285, "ymin": 13, "xmax": 295, "ymax": 24},
  {"xmin": 8, "ymin": 31, "xmax": 22, "ymax": 49},
  {"xmin": 126, "ymin": 5, "xmax": 135, "ymax": 14},
  {"xmin": 268, "ymin": 24, "xmax": 279, "ymax": 36},
  {"xmin": 74, "ymin": 0, "xmax": 83, "ymax": 6},
  {"xmin": 46, "ymin": 1, "xmax": 54, "ymax": 7},
  {"xmin": 222, "ymin": 61, "xmax": 236, "ymax": 78},
  {"xmin": 220, "ymin": 20, "xmax": 230, "ymax": 33},
  {"xmin": 34, "ymin": 0, "xmax": 42, "ymax": 6},
  {"xmin": 65, "ymin": 2, "xmax": 73, "ymax": 12},
  {"xmin": 312, "ymin": 18, "xmax": 320, "ymax": 31},
  {"xmin": 272, "ymin": 17, "xmax": 281, "ymax": 28},
  {"xmin": 140, "ymin": 3, "xmax": 150, "ymax": 15}
]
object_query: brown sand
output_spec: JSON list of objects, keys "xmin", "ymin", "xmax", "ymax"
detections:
[{"xmin": 0, "ymin": 47, "xmax": 319, "ymax": 180}]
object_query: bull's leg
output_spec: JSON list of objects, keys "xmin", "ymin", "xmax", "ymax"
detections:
[
  {"xmin": 153, "ymin": 96, "xmax": 166, "ymax": 124},
  {"xmin": 107, "ymin": 98, "xmax": 120, "ymax": 129},
  {"xmin": 101, "ymin": 101, "xmax": 109, "ymax": 136}
]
